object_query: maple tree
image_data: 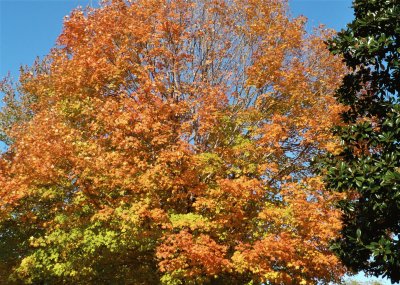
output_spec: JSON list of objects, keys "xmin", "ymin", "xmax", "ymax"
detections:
[{"xmin": 0, "ymin": 0, "xmax": 347, "ymax": 284}]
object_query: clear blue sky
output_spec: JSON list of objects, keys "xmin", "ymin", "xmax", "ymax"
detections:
[
  {"xmin": 0, "ymin": 0, "xmax": 355, "ymax": 79},
  {"xmin": 0, "ymin": 1, "xmax": 394, "ymax": 284}
]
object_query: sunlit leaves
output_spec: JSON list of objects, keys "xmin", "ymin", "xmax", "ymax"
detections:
[{"xmin": 0, "ymin": 0, "xmax": 346, "ymax": 284}]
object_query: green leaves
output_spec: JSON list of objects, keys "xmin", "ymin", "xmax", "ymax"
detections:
[{"xmin": 321, "ymin": 0, "xmax": 400, "ymax": 282}]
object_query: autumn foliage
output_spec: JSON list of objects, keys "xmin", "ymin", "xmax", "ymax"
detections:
[{"xmin": 0, "ymin": 0, "xmax": 346, "ymax": 283}]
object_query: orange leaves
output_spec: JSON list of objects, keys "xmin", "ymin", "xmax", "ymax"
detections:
[
  {"xmin": 157, "ymin": 230, "xmax": 231, "ymax": 278},
  {"xmin": 4, "ymin": 110, "xmax": 74, "ymax": 192},
  {"xmin": 0, "ymin": 0, "xmax": 348, "ymax": 283},
  {"xmin": 227, "ymin": 179, "xmax": 344, "ymax": 284},
  {"xmin": 232, "ymin": 233, "xmax": 297, "ymax": 274}
]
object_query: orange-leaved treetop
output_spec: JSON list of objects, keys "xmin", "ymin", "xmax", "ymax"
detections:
[{"xmin": 0, "ymin": 0, "xmax": 347, "ymax": 284}]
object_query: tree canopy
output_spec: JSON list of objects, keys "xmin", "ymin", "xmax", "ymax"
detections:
[
  {"xmin": 321, "ymin": 0, "xmax": 400, "ymax": 282},
  {"xmin": 1, "ymin": 0, "xmax": 347, "ymax": 284}
]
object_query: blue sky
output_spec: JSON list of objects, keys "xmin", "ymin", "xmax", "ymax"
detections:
[
  {"xmin": 1, "ymin": 0, "xmax": 355, "ymax": 79},
  {"xmin": 0, "ymin": 0, "xmax": 394, "ymax": 284}
]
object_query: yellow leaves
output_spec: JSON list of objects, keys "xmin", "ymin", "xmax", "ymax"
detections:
[
  {"xmin": 194, "ymin": 152, "xmax": 223, "ymax": 176},
  {"xmin": 263, "ymin": 271, "xmax": 280, "ymax": 283},
  {"xmin": 0, "ymin": 0, "xmax": 348, "ymax": 283},
  {"xmin": 323, "ymin": 139, "xmax": 343, "ymax": 155},
  {"xmin": 91, "ymin": 206, "xmax": 114, "ymax": 222},
  {"xmin": 169, "ymin": 213, "xmax": 212, "ymax": 231},
  {"xmin": 257, "ymin": 202, "xmax": 294, "ymax": 228},
  {"xmin": 299, "ymin": 279, "xmax": 309, "ymax": 285}
]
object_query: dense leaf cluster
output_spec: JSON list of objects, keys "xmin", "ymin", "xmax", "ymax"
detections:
[
  {"xmin": 0, "ymin": 0, "xmax": 346, "ymax": 284},
  {"xmin": 321, "ymin": 0, "xmax": 400, "ymax": 282}
]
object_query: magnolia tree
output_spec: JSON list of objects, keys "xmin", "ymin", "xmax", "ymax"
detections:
[
  {"xmin": 0, "ymin": 0, "xmax": 346, "ymax": 284},
  {"xmin": 321, "ymin": 0, "xmax": 400, "ymax": 282}
]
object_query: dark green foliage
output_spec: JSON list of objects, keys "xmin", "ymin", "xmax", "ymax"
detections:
[{"xmin": 319, "ymin": 0, "xmax": 400, "ymax": 282}]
